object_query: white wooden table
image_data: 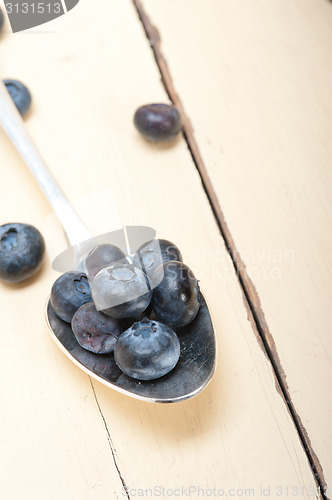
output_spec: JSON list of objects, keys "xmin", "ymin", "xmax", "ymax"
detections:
[{"xmin": 0, "ymin": 1, "xmax": 331, "ymax": 498}]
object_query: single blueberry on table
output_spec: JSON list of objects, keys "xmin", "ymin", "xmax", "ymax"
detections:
[
  {"xmin": 0, "ymin": 223, "xmax": 45, "ymax": 284},
  {"xmin": 85, "ymin": 243, "xmax": 127, "ymax": 280},
  {"xmin": 50, "ymin": 272, "xmax": 92, "ymax": 323},
  {"xmin": 133, "ymin": 238, "xmax": 182, "ymax": 288},
  {"xmin": 3, "ymin": 79, "xmax": 32, "ymax": 116},
  {"xmin": 91, "ymin": 262, "xmax": 152, "ymax": 319},
  {"xmin": 134, "ymin": 103, "xmax": 182, "ymax": 143},
  {"xmin": 114, "ymin": 318, "xmax": 181, "ymax": 381},
  {"xmin": 71, "ymin": 302, "xmax": 125, "ymax": 354},
  {"xmin": 152, "ymin": 261, "xmax": 201, "ymax": 328}
]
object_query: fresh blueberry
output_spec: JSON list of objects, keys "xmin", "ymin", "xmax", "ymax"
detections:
[
  {"xmin": 0, "ymin": 223, "xmax": 45, "ymax": 284},
  {"xmin": 50, "ymin": 272, "xmax": 92, "ymax": 323},
  {"xmin": 3, "ymin": 79, "xmax": 32, "ymax": 116},
  {"xmin": 71, "ymin": 302, "xmax": 124, "ymax": 354},
  {"xmin": 114, "ymin": 318, "xmax": 180, "ymax": 380},
  {"xmin": 0, "ymin": 8, "xmax": 4, "ymax": 32},
  {"xmin": 85, "ymin": 243, "xmax": 127, "ymax": 280},
  {"xmin": 152, "ymin": 261, "xmax": 201, "ymax": 328},
  {"xmin": 133, "ymin": 238, "xmax": 182, "ymax": 288},
  {"xmin": 91, "ymin": 262, "xmax": 152, "ymax": 319},
  {"xmin": 134, "ymin": 103, "xmax": 182, "ymax": 143}
]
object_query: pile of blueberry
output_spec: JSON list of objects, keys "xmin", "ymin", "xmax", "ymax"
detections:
[{"xmin": 50, "ymin": 239, "xmax": 201, "ymax": 381}]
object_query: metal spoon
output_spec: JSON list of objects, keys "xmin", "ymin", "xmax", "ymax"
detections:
[{"xmin": 0, "ymin": 81, "xmax": 216, "ymax": 403}]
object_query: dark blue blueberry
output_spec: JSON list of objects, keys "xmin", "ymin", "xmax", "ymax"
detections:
[
  {"xmin": 0, "ymin": 223, "xmax": 45, "ymax": 284},
  {"xmin": 71, "ymin": 302, "xmax": 125, "ymax": 354},
  {"xmin": 85, "ymin": 243, "xmax": 127, "ymax": 279},
  {"xmin": 50, "ymin": 272, "xmax": 92, "ymax": 323},
  {"xmin": 91, "ymin": 263, "xmax": 152, "ymax": 319},
  {"xmin": 152, "ymin": 261, "xmax": 201, "ymax": 328},
  {"xmin": 3, "ymin": 79, "xmax": 32, "ymax": 116},
  {"xmin": 134, "ymin": 103, "xmax": 182, "ymax": 143},
  {"xmin": 114, "ymin": 318, "xmax": 180, "ymax": 380},
  {"xmin": 0, "ymin": 8, "xmax": 4, "ymax": 32},
  {"xmin": 133, "ymin": 238, "xmax": 182, "ymax": 288}
]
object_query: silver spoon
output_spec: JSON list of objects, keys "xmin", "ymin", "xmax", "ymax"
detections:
[{"xmin": 0, "ymin": 81, "xmax": 216, "ymax": 403}]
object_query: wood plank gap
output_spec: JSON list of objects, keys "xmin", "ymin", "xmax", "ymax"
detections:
[
  {"xmin": 89, "ymin": 377, "xmax": 131, "ymax": 499},
  {"xmin": 132, "ymin": 1, "xmax": 328, "ymax": 497}
]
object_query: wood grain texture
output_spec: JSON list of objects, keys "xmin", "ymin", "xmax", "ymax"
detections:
[
  {"xmin": 140, "ymin": 0, "xmax": 332, "ymax": 492},
  {"xmin": 0, "ymin": 0, "xmax": 322, "ymax": 497}
]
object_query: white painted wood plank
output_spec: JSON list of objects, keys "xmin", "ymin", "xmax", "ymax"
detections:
[{"xmin": 142, "ymin": 0, "xmax": 332, "ymax": 489}]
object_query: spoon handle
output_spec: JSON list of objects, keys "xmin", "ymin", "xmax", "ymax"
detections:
[{"xmin": 0, "ymin": 81, "xmax": 91, "ymax": 247}]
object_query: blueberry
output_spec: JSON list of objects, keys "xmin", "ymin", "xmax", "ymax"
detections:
[
  {"xmin": 91, "ymin": 263, "xmax": 152, "ymax": 319},
  {"xmin": 0, "ymin": 223, "xmax": 45, "ymax": 284},
  {"xmin": 133, "ymin": 238, "xmax": 182, "ymax": 288},
  {"xmin": 152, "ymin": 261, "xmax": 201, "ymax": 328},
  {"xmin": 71, "ymin": 302, "xmax": 124, "ymax": 354},
  {"xmin": 114, "ymin": 318, "xmax": 180, "ymax": 380},
  {"xmin": 134, "ymin": 103, "xmax": 182, "ymax": 143},
  {"xmin": 50, "ymin": 272, "xmax": 92, "ymax": 323},
  {"xmin": 0, "ymin": 8, "xmax": 4, "ymax": 32},
  {"xmin": 85, "ymin": 243, "xmax": 127, "ymax": 280},
  {"xmin": 3, "ymin": 79, "xmax": 32, "ymax": 116}
]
